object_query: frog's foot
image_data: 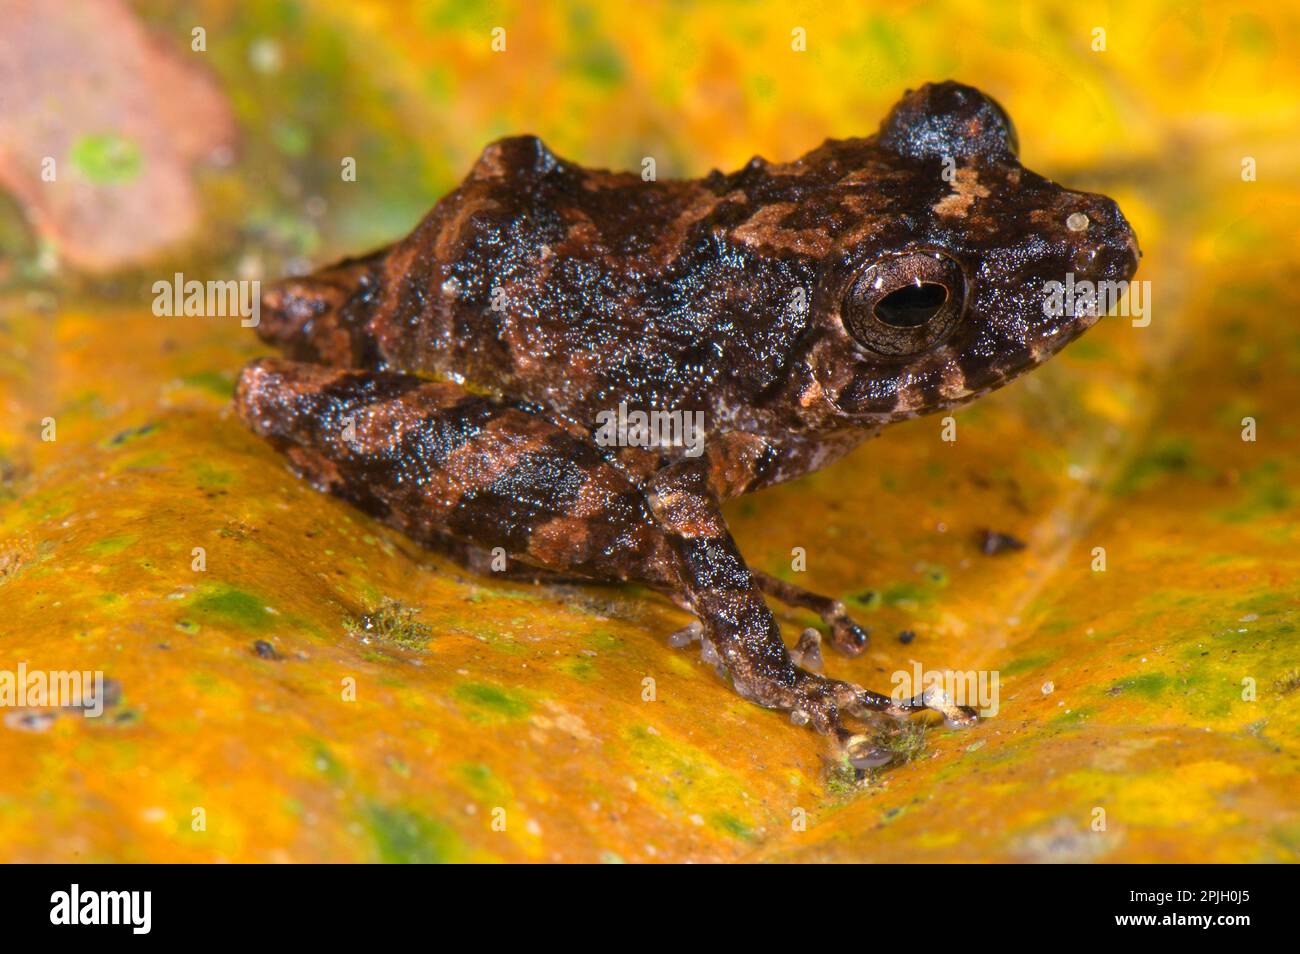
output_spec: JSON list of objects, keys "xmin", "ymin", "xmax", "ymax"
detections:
[
  {"xmin": 757, "ymin": 669, "xmax": 977, "ymax": 743},
  {"xmin": 751, "ymin": 571, "xmax": 869, "ymax": 656}
]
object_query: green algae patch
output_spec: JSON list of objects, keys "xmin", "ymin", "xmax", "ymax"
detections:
[
  {"xmin": 1111, "ymin": 438, "xmax": 1201, "ymax": 495},
  {"xmin": 1216, "ymin": 460, "xmax": 1295, "ymax": 523},
  {"xmin": 68, "ymin": 133, "xmax": 143, "ymax": 185},
  {"xmin": 453, "ymin": 682, "xmax": 531, "ymax": 721},
  {"xmin": 181, "ymin": 371, "xmax": 237, "ymax": 399},
  {"xmin": 364, "ymin": 803, "xmax": 462, "ymax": 864},
  {"xmin": 557, "ymin": 655, "xmax": 597, "ymax": 681},
  {"xmin": 188, "ymin": 585, "xmax": 276, "ymax": 632},
  {"xmin": 101, "ymin": 423, "xmax": 158, "ymax": 449},
  {"xmin": 456, "ymin": 762, "xmax": 512, "ymax": 805},
  {"xmin": 192, "ymin": 462, "xmax": 235, "ymax": 490},
  {"xmin": 883, "ymin": 719, "xmax": 929, "ymax": 763},
  {"xmin": 711, "ymin": 812, "xmax": 759, "ymax": 843},
  {"xmin": 1107, "ymin": 673, "xmax": 1171, "ymax": 700},
  {"xmin": 1001, "ymin": 653, "xmax": 1058, "ymax": 677},
  {"xmin": 83, "ymin": 534, "xmax": 136, "ymax": 557}
]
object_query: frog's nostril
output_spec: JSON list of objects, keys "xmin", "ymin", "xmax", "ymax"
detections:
[{"xmin": 1066, "ymin": 196, "xmax": 1139, "ymax": 284}]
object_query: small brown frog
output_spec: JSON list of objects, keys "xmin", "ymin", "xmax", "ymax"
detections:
[{"xmin": 237, "ymin": 82, "xmax": 1139, "ymax": 751}]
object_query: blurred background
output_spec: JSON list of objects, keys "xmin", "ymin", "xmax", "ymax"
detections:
[
  {"xmin": 0, "ymin": 1, "xmax": 1296, "ymax": 863},
  {"xmin": 2, "ymin": 0, "xmax": 1292, "ymax": 286}
]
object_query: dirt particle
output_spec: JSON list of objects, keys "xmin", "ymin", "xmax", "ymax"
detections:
[{"xmin": 978, "ymin": 528, "xmax": 1026, "ymax": 555}]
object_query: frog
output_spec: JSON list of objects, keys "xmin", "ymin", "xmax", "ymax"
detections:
[{"xmin": 235, "ymin": 81, "xmax": 1139, "ymax": 755}]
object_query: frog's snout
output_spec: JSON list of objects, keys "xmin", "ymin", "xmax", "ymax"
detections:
[
  {"xmin": 1093, "ymin": 197, "xmax": 1141, "ymax": 285},
  {"xmin": 1063, "ymin": 192, "xmax": 1140, "ymax": 290}
]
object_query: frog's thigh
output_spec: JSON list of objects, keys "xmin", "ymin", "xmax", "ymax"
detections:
[
  {"xmin": 424, "ymin": 535, "xmax": 601, "ymax": 585},
  {"xmin": 236, "ymin": 357, "xmax": 675, "ymax": 583}
]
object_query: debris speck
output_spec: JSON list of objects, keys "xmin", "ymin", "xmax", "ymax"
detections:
[
  {"xmin": 344, "ymin": 598, "xmax": 433, "ymax": 649},
  {"xmin": 978, "ymin": 529, "xmax": 1027, "ymax": 555},
  {"xmin": 4, "ymin": 710, "xmax": 58, "ymax": 732}
]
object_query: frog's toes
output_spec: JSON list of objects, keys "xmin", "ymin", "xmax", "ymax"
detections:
[
  {"xmin": 748, "ymin": 573, "xmax": 870, "ymax": 656},
  {"xmin": 919, "ymin": 685, "xmax": 981, "ymax": 728},
  {"xmin": 665, "ymin": 620, "xmax": 728, "ymax": 677},
  {"xmin": 666, "ymin": 620, "xmax": 703, "ymax": 648},
  {"xmin": 825, "ymin": 605, "xmax": 870, "ymax": 657},
  {"xmin": 872, "ymin": 685, "xmax": 980, "ymax": 729},
  {"xmin": 790, "ymin": 627, "xmax": 824, "ymax": 672},
  {"xmin": 843, "ymin": 737, "xmax": 896, "ymax": 770},
  {"xmin": 833, "ymin": 690, "xmax": 971, "ymax": 772},
  {"xmin": 943, "ymin": 704, "xmax": 981, "ymax": 729},
  {"xmin": 787, "ymin": 672, "xmax": 885, "ymax": 738}
]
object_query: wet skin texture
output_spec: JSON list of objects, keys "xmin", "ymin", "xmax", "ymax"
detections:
[{"xmin": 237, "ymin": 82, "xmax": 1140, "ymax": 752}]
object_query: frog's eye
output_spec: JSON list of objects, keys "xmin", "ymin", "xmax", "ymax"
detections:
[{"xmin": 840, "ymin": 252, "xmax": 966, "ymax": 356}]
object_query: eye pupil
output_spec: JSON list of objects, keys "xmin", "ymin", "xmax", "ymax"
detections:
[{"xmin": 873, "ymin": 282, "xmax": 949, "ymax": 328}]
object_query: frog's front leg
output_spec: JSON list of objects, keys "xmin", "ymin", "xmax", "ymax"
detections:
[
  {"xmin": 644, "ymin": 459, "xmax": 974, "ymax": 742},
  {"xmin": 689, "ymin": 434, "xmax": 871, "ymax": 656},
  {"xmin": 749, "ymin": 571, "xmax": 870, "ymax": 657}
]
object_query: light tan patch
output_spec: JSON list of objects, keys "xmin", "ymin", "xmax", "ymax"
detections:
[
  {"xmin": 761, "ymin": 157, "xmax": 816, "ymax": 177},
  {"xmin": 645, "ymin": 188, "xmax": 744, "ymax": 266},
  {"xmin": 932, "ymin": 167, "xmax": 991, "ymax": 218},
  {"xmin": 836, "ymin": 194, "xmax": 890, "ymax": 247},
  {"xmin": 580, "ymin": 168, "xmax": 642, "ymax": 191},
  {"xmin": 797, "ymin": 373, "xmax": 826, "ymax": 408},
  {"xmin": 531, "ymin": 699, "xmax": 595, "ymax": 743},
  {"xmin": 528, "ymin": 515, "xmax": 592, "ymax": 564},
  {"xmin": 731, "ymin": 202, "xmax": 833, "ymax": 256},
  {"xmin": 837, "ymin": 163, "xmax": 905, "ymax": 187},
  {"xmin": 937, "ymin": 366, "xmax": 972, "ymax": 401}
]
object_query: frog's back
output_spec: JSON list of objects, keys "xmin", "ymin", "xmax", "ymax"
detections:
[
  {"xmin": 256, "ymin": 134, "xmax": 866, "ymax": 431},
  {"xmin": 365, "ymin": 135, "xmax": 815, "ymax": 428}
]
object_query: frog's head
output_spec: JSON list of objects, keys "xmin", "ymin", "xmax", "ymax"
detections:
[{"xmin": 787, "ymin": 81, "xmax": 1140, "ymax": 427}]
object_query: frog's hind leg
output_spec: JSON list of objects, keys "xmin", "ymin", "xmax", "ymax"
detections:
[
  {"xmin": 425, "ymin": 534, "xmax": 604, "ymax": 587},
  {"xmin": 750, "ymin": 570, "xmax": 870, "ymax": 657},
  {"xmin": 235, "ymin": 357, "xmax": 681, "ymax": 588},
  {"xmin": 256, "ymin": 246, "xmax": 392, "ymax": 367}
]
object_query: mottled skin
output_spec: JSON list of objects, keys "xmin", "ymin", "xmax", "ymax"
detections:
[{"xmin": 236, "ymin": 83, "xmax": 1139, "ymax": 750}]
